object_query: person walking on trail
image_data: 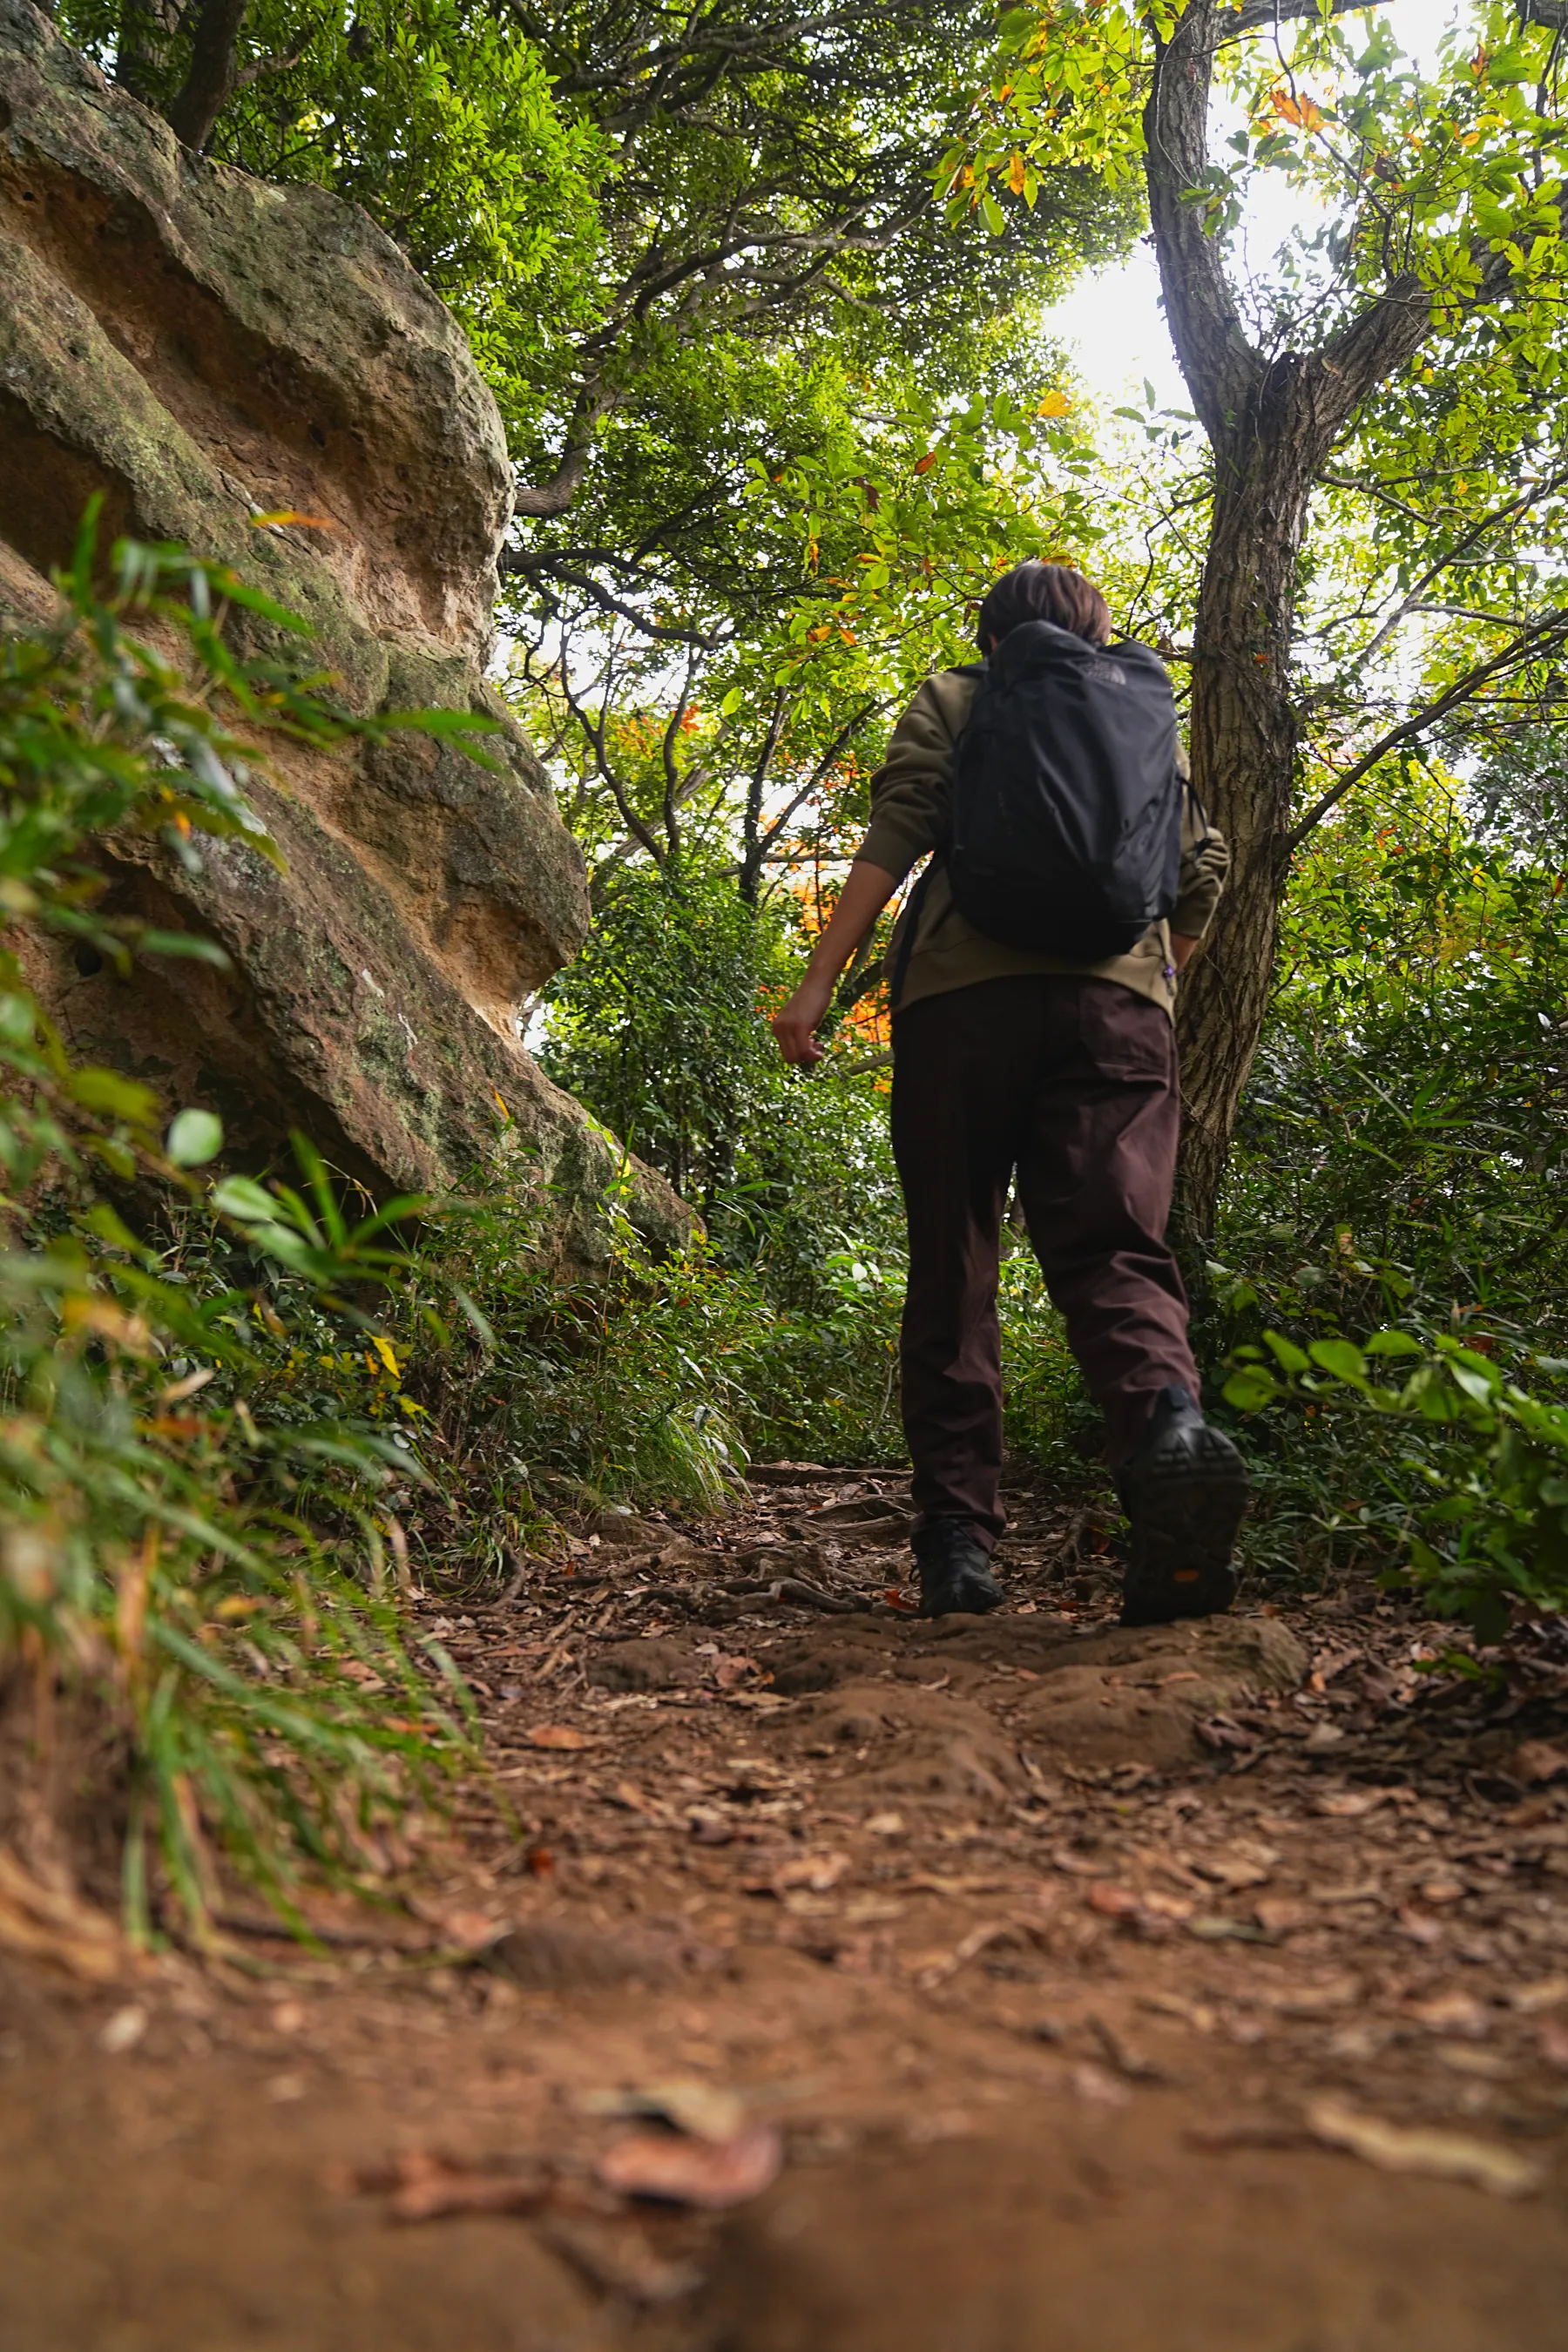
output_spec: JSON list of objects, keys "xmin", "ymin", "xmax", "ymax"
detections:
[{"xmin": 771, "ymin": 560, "xmax": 1249, "ymax": 1627}]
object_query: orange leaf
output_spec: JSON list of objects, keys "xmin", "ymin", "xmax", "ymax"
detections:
[
  {"xmin": 1007, "ymin": 149, "xmax": 1027, "ymax": 195},
  {"xmin": 913, "ymin": 452, "xmax": 937, "ymax": 474},
  {"xmin": 524, "ymin": 1724, "xmax": 590, "ymax": 1750},
  {"xmin": 248, "ymin": 509, "xmax": 340, "ymax": 531}
]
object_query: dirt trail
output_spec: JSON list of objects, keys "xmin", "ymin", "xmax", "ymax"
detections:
[{"xmin": 7, "ymin": 1469, "xmax": 1568, "ymax": 2350}]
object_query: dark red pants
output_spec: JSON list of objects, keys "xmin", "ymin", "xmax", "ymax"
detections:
[{"xmin": 890, "ymin": 975, "xmax": 1200, "ymax": 1549}]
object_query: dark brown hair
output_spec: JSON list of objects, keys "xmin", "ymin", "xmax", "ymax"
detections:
[{"xmin": 976, "ymin": 561, "xmax": 1112, "ymax": 651}]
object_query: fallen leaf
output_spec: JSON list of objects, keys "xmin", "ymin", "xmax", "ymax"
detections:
[
  {"xmin": 1511, "ymin": 1739, "xmax": 1568, "ymax": 1785},
  {"xmin": 1052, "ymin": 1847, "xmax": 1112, "ymax": 1878},
  {"xmin": 1139, "ymin": 1889, "xmax": 1195, "ymax": 1922},
  {"xmin": 1306, "ymin": 2099, "xmax": 1542, "ymax": 2198},
  {"xmin": 387, "ymin": 2151, "xmax": 551, "ymax": 2223},
  {"xmin": 917, "ymin": 1920, "xmax": 1024, "ymax": 1987},
  {"xmin": 1510, "ymin": 1976, "xmax": 1568, "ymax": 2015},
  {"xmin": 525, "ymin": 1725, "xmax": 590, "ymax": 1750},
  {"xmin": 98, "ymin": 2004, "xmax": 147, "ymax": 2054},
  {"xmin": 1069, "ymin": 2060, "xmax": 1131, "ymax": 2105},
  {"xmin": 1186, "ymin": 1916, "xmax": 1271, "ymax": 1943},
  {"xmin": 1254, "ymin": 1897, "xmax": 1312, "ymax": 1936},
  {"xmin": 771, "ymin": 1850, "xmax": 851, "ymax": 1896},
  {"xmin": 1139, "ymin": 1991, "xmax": 1217, "ymax": 2034},
  {"xmin": 1195, "ymin": 1715, "xmax": 1255, "ymax": 1754},
  {"xmin": 1396, "ymin": 1906, "xmax": 1444, "ymax": 1947},
  {"xmin": 596, "ymin": 2124, "xmax": 782, "ymax": 2209},
  {"xmin": 1198, "ymin": 1854, "xmax": 1273, "ymax": 1890},
  {"xmin": 1087, "ymin": 1882, "xmax": 1142, "ymax": 1918},
  {"xmin": 713, "ymin": 1656, "xmax": 756, "ymax": 1691},
  {"xmin": 1315, "ymin": 1789, "xmax": 1391, "ymax": 1819},
  {"xmin": 865, "ymin": 1810, "xmax": 906, "ymax": 1837},
  {"xmin": 578, "ymin": 2081, "xmax": 746, "ymax": 2141},
  {"xmin": 1406, "ymin": 1990, "xmax": 1490, "ymax": 2038},
  {"xmin": 1539, "ymin": 2018, "xmax": 1568, "ymax": 2072},
  {"xmin": 1435, "ymin": 2043, "xmax": 1512, "ymax": 2081}
]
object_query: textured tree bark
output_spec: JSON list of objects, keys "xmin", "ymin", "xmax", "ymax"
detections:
[{"xmin": 165, "ymin": 0, "xmax": 249, "ymax": 150}]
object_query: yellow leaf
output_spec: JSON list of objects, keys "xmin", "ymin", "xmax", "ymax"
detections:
[
  {"xmin": 372, "ymin": 1336, "xmax": 402, "ymax": 1380},
  {"xmin": 1007, "ymin": 150, "xmax": 1027, "ymax": 195},
  {"xmin": 248, "ymin": 509, "xmax": 340, "ymax": 531},
  {"xmin": 1037, "ymin": 390, "xmax": 1071, "ymax": 418}
]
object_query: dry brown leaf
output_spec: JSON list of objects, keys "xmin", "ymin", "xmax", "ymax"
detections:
[
  {"xmin": 1539, "ymin": 2018, "xmax": 1568, "ymax": 2072},
  {"xmin": 772, "ymin": 1850, "xmax": 851, "ymax": 1896},
  {"xmin": 1315, "ymin": 1788, "xmax": 1391, "ymax": 1819},
  {"xmin": 525, "ymin": 1725, "xmax": 590, "ymax": 1750},
  {"xmin": 1199, "ymin": 1853, "xmax": 1274, "ymax": 1890},
  {"xmin": 1511, "ymin": 1739, "xmax": 1568, "ymax": 1785},
  {"xmin": 1086, "ymin": 1882, "xmax": 1142, "ymax": 1919},
  {"xmin": 1306, "ymin": 2099, "xmax": 1542, "ymax": 2198},
  {"xmin": 1510, "ymin": 1976, "xmax": 1568, "ymax": 2015},
  {"xmin": 596, "ymin": 2124, "xmax": 782, "ymax": 2209},
  {"xmin": 578, "ymin": 2081, "xmax": 747, "ymax": 2141},
  {"xmin": 387, "ymin": 2152, "xmax": 551, "ymax": 2223},
  {"xmin": 1406, "ymin": 1990, "xmax": 1490, "ymax": 2038},
  {"xmin": 1254, "ymin": 1896, "xmax": 1312, "ymax": 1936}
]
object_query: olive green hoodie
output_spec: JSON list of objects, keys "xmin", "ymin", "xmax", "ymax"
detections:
[{"xmin": 856, "ymin": 664, "xmax": 1229, "ymax": 1021}]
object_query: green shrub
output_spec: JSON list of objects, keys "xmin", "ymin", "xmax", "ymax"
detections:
[
  {"xmin": 0, "ymin": 509, "xmax": 496, "ymax": 1941},
  {"xmin": 1225, "ymin": 1328, "xmax": 1568, "ymax": 1641}
]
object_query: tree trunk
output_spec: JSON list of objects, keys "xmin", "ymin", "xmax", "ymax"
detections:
[
  {"xmin": 166, "ymin": 0, "xmax": 250, "ymax": 151},
  {"xmin": 1144, "ymin": 0, "xmax": 1443, "ymax": 1236},
  {"xmin": 1175, "ymin": 377, "xmax": 1315, "ymax": 1235}
]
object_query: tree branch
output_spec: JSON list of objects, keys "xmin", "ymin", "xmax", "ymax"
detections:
[
  {"xmin": 165, "ymin": 0, "xmax": 247, "ymax": 148},
  {"xmin": 1287, "ymin": 609, "xmax": 1568, "ymax": 849}
]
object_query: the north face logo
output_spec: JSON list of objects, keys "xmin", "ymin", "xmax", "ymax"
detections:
[{"xmin": 1085, "ymin": 658, "xmax": 1128, "ymax": 687}]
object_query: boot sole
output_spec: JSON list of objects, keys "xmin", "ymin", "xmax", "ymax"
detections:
[{"xmin": 1119, "ymin": 1464, "xmax": 1249, "ymax": 1627}]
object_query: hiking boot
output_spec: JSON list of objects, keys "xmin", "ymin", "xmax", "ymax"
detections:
[
  {"xmin": 913, "ymin": 1518, "xmax": 1004, "ymax": 1618},
  {"xmin": 1117, "ymin": 1384, "xmax": 1249, "ymax": 1626}
]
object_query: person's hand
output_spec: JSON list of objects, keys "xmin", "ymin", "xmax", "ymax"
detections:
[{"xmin": 772, "ymin": 973, "xmax": 835, "ymax": 1066}]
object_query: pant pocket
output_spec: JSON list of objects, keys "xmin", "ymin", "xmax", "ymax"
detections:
[{"xmin": 1076, "ymin": 983, "xmax": 1176, "ymax": 1085}]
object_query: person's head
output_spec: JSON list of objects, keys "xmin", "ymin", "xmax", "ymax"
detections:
[{"xmin": 976, "ymin": 561, "xmax": 1112, "ymax": 653}]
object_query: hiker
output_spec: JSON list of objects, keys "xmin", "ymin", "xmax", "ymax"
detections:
[{"xmin": 771, "ymin": 560, "xmax": 1248, "ymax": 1625}]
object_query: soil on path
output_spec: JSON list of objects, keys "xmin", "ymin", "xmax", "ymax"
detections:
[{"xmin": 7, "ymin": 1468, "xmax": 1568, "ymax": 2350}]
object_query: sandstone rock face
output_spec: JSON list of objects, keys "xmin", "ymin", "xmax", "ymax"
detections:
[{"xmin": 0, "ymin": 0, "xmax": 685, "ymax": 1247}]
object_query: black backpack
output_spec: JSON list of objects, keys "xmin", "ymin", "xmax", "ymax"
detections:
[{"xmin": 901, "ymin": 620, "xmax": 1185, "ymax": 984}]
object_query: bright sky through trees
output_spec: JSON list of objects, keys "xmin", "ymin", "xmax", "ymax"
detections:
[{"xmin": 1046, "ymin": 1, "xmax": 1461, "ymax": 409}]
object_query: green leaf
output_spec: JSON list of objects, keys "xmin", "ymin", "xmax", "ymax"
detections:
[
  {"xmin": 68, "ymin": 1067, "xmax": 160, "ymax": 1125},
  {"xmin": 1308, "ymin": 1338, "xmax": 1368, "ymax": 1382},
  {"xmin": 1364, "ymin": 1330, "xmax": 1423, "ymax": 1357},
  {"xmin": 1263, "ymin": 1331, "xmax": 1310, "ymax": 1375},
  {"xmin": 1223, "ymin": 1369, "xmax": 1278, "ymax": 1413},
  {"xmin": 212, "ymin": 1174, "xmax": 280, "ymax": 1223},
  {"xmin": 166, "ymin": 1108, "xmax": 224, "ymax": 1167}
]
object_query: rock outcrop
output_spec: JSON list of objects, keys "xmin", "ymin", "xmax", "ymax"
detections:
[{"xmin": 0, "ymin": 0, "xmax": 686, "ymax": 1247}]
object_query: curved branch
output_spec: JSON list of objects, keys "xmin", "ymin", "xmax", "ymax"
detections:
[{"xmin": 1287, "ymin": 609, "xmax": 1568, "ymax": 850}]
